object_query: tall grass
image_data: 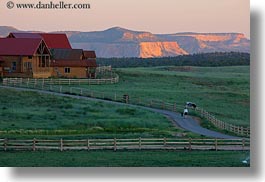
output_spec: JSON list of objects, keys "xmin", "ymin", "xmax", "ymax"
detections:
[
  {"xmin": 74, "ymin": 66, "xmax": 249, "ymax": 126},
  {"xmin": 0, "ymin": 88, "xmax": 187, "ymax": 138}
]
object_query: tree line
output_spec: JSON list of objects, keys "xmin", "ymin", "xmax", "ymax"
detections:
[{"xmin": 97, "ymin": 52, "xmax": 250, "ymax": 68}]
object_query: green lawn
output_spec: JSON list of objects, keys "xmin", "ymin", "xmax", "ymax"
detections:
[
  {"xmin": 74, "ymin": 66, "xmax": 249, "ymax": 127},
  {"xmin": 0, "ymin": 88, "xmax": 193, "ymax": 139},
  {"xmin": 0, "ymin": 150, "xmax": 250, "ymax": 167}
]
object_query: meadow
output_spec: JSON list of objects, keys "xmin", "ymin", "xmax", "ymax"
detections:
[
  {"xmin": 75, "ymin": 66, "xmax": 250, "ymax": 127},
  {"xmin": 0, "ymin": 150, "xmax": 249, "ymax": 167},
  {"xmin": 0, "ymin": 65, "xmax": 250, "ymax": 167},
  {"xmin": 0, "ymin": 88, "xmax": 191, "ymax": 139}
]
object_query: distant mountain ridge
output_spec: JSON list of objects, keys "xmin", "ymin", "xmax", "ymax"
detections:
[{"xmin": 0, "ymin": 26, "xmax": 250, "ymax": 58}]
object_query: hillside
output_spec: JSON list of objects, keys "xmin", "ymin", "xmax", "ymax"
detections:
[
  {"xmin": 0, "ymin": 26, "xmax": 20, "ymax": 37},
  {"xmin": 0, "ymin": 26, "xmax": 250, "ymax": 58}
]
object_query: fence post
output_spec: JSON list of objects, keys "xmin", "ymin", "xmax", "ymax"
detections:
[
  {"xmin": 173, "ymin": 103, "xmax": 176, "ymax": 112},
  {"xmin": 215, "ymin": 138, "xmax": 218, "ymax": 151},
  {"xmin": 87, "ymin": 139, "xmax": 90, "ymax": 151},
  {"xmin": 242, "ymin": 139, "xmax": 245, "ymax": 151},
  {"xmin": 80, "ymin": 89, "xmax": 83, "ymax": 95},
  {"xmin": 33, "ymin": 138, "xmax": 36, "ymax": 151},
  {"xmin": 163, "ymin": 137, "xmax": 167, "ymax": 147},
  {"xmin": 60, "ymin": 86, "xmax": 62, "ymax": 93},
  {"xmin": 189, "ymin": 138, "xmax": 192, "ymax": 150},
  {"xmin": 114, "ymin": 138, "xmax": 117, "ymax": 151},
  {"xmin": 20, "ymin": 78, "xmax": 23, "ymax": 87},
  {"xmin": 4, "ymin": 138, "xmax": 7, "ymax": 151},
  {"xmin": 60, "ymin": 138, "xmax": 63, "ymax": 151},
  {"xmin": 114, "ymin": 93, "xmax": 117, "ymax": 101},
  {"xmin": 139, "ymin": 137, "xmax": 142, "ymax": 150}
]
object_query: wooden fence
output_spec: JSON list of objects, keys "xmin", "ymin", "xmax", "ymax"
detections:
[
  {"xmin": 192, "ymin": 107, "xmax": 250, "ymax": 137},
  {"xmin": 2, "ymin": 73, "xmax": 119, "ymax": 86},
  {"xmin": 1, "ymin": 81, "xmax": 250, "ymax": 137},
  {"xmin": 0, "ymin": 138, "xmax": 250, "ymax": 151}
]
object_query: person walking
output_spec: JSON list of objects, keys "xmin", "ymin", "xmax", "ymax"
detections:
[{"xmin": 183, "ymin": 107, "xmax": 188, "ymax": 118}]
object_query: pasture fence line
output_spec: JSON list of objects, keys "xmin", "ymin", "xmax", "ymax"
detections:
[
  {"xmin": 0, "ymin": 138, "xmax": 250, "ymax": 152},
  {"xmin": 1, "ymin": 80, "xmax": 250, "ymax": 137},
  {"xmin": 192, "ymin": 107, "xmax": 250, "ymax": 137},
  {"xmin": 2, "ymin": 73, "xmax": 119, "ymax": 86}
]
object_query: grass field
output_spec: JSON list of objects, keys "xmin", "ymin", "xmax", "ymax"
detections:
[
  {"xmin": 0, "ymin": 88, "xmax": 194, "ymax": 139},
  {"xmin": 75, "ymin": 66, "xmax": 249, "ymax": 127},
  {"xmin": 0, "ymin": 65, "xmax": 250, "ymax": 167},
  {"xmin": 0, "ymin": 150, "xmax": 250, "ymax": 167}
]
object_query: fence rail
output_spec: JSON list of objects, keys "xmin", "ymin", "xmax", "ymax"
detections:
[
  {"xmin": 1, "ymin": 79, "xmax": 250, "ymax": 137},
  {"xmin": 193, "ymin": 107, "xmax": 250, "ymax": 137},
  {"xmin": 2, "ymin": 74, "xmax": 119, "ymax": 86},
  {"xmin": 0, "ymin": 138, "xmax": 250, "ymax": 151}
]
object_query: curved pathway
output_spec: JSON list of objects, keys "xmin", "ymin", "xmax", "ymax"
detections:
[{"xmin": 0, "ymin": 85, "xmax": 240, "ymax": 139}]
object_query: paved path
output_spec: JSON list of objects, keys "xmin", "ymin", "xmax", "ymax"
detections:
[{"xmin": 0, "ymin": 85, "xmax": 241, "ymax": 139}]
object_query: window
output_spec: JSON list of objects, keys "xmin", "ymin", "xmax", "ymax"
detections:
[
  {"xmin": 24, "ymin": 62, "xmax": 32, "ymax": 71},
  {"xmin": 64, "ymin": 67, "xmax": 71, "ymax": 73},
  {"xmin": 28, "ymin": 62, "xmax": 32, "ymax": 69},
  {"xmin": 12, "ymin": 62, "xmax": 16, "ymax": 71},
  {"xmin": 28, "ymin": 56, "xmax": 33, "ymax": 59},
  {"xmin": 41, "ymin": 57, "xmax": 46, "ymax": 67}
]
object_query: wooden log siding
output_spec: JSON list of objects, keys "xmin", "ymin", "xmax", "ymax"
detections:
[
  {"xmin": 0, "ymin": 138, "xmax": 250, "ymax": 151},
  {"xmin": 2, "ymin": 78, "xmax": 250, "ymax": 137}
]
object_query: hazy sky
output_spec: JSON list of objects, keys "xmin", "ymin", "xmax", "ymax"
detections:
[{"xmin": 0, "ymin": 0, "xmax": 250, "ymax": 38}]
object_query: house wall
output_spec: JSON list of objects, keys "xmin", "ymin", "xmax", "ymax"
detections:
[
  {"xmin": 30, "ymin": 56, "xmax": 52, "ymax": 78},
  {"xmin": 0, "ymin": 56, "xmax": 52, "ymax": 78},
  {"xmin": 0, "ymin": 56, "xmax": 32, "ymax": 77},
  {"xmin": 52, "ymin": 67, "xmax": 88, "ymax": 78},
  {"xmin": 1, "ymin": 56, "xmax": 21, "ymax": 73}
]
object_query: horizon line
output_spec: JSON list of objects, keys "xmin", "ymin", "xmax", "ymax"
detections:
[{"xmin": 0, "ymin": 25, "xmax": 249, "ymax": 38}]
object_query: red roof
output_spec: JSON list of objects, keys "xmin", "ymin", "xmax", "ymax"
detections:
[
  {"xmin": 8, "ymin": 32, "xmax": 72, "ymax": 49},
  {"xmin": 51, "ymin": 59, "xmax": 97, "ymax": 67},
  {"xmin": 39, "ymin": 33, "xmax": 72, "ymax": 49},
  {"xmin": 8, "ymin": 33, "xmax": 42, "ymax": 39},
  {"xmin": 83, "ymin": 51, "xmax": 96, "ymax": 59},
  {"xmin": 0, "ymin": 38, "xmax": 42, "ymax": 56}
]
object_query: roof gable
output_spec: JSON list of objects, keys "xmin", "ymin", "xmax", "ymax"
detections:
[
  {"xmin": 0, "ymin": 38, "xmax": 44, "ymax": 56},
  {"xmin": 39, "ymin": 33, "xmax": 72, "ymax": 49}
]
